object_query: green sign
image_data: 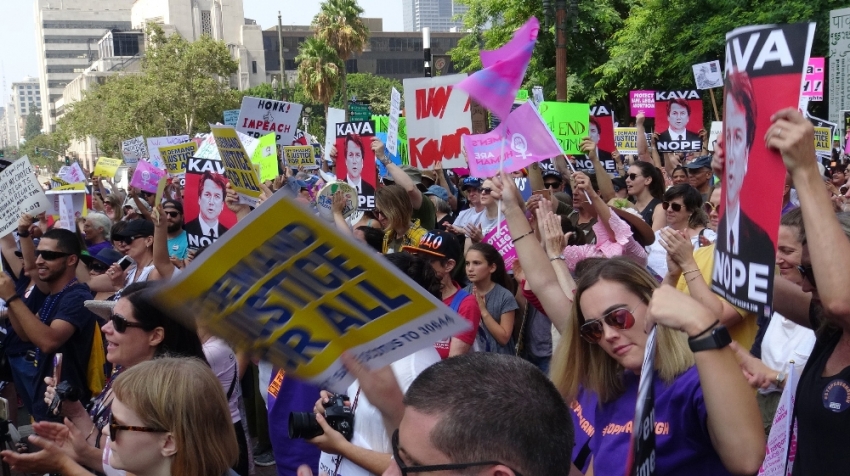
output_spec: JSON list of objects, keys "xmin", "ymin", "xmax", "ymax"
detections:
[
  {"xmin": 515, "ymin": 90, "xmax": 529, "ymax": 103},
  {"xmin": 372, "ymin": 115, "xmax": 409, "ymax": 165},
  {"xmin": 252, "ymin": 133, "xmax": 279, "ymax": 182},
  {"xmin": 538, "ymin": 102, "xmax": 590, "ymax": 156},
  {"xmin": 349, "ymin": 102, "xmax": 372, "ymax": 122}
]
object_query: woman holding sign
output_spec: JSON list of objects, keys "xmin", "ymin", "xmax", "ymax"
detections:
[{"xmin": 489, "ymin": 172, "xmax": 764, "ymax": 475}]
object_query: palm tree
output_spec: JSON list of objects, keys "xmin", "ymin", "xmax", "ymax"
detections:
[
  {"xmin": 295, "ymin": 37, "xmax": 344, "ymax": 114},
  {"xmin": 313, "ymin": 0, "xmax": 370, "ymax": 105}
]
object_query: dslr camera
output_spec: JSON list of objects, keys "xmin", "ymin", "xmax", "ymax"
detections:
[
  {"xmin": 47, "ymin": 381, "xmax": 81, "ymax": 415},
  {"xmin": 289, "ymin": 394, "xmax": 354, "ymax": 441}
]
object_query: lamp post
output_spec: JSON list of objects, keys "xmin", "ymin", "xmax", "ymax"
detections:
[
  {"xmin": 423, "ymin": 27, "xmax": 432, "ymax": 77},
  {"xmin": 543, "ymin": 0, "xmax": 569, "ymax": 101},
  {"xmin": 278, "ymin": 11, "xmax": 287, "ymax": 101}
]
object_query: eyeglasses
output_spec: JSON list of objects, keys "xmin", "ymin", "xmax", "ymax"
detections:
[
  {"xmin": 120, "ymin": 235, "xmax": 146, "ymax": 246},
  {"xmin": 108, "ymin": 413, "xmax": 167, "ymax": 441},
  {"xmin": 373, "ymin": 209, "xmax": 384, "ymax": 217},
  {"xmin": 164, "ymin": 210, "xmax": 180, "ymax": 218},
  {"xmin": 480, "ymin": 187, "xmax": 493, "ymax": 195},
  {"xmin": 627, "ymin": 173, "xmax": 639, "ymax": 181},
  {"xmin": 391, "ymin": 429, "xmax": 522, "ymax": 476},
  {"xmin": 704, "ymin": 202, "xmax": 718, "ymax": 214},
  {"xmin": 579, "ymin": 308, "xmax": 636, "ymax": 344},
  {"xmin": 662, "ymin": 201, "xmax": 684, "ymax": 212},
  {"xmin": 35, "ymin": 250, "xmax": 71, "ymax": 261},
  {"xmin": 797, "ymin": 265, "xmax": 816, "ymax": 288},
  {"xmin": 544, "ymin": 182, "xmax": 562, "ymax": 189},
  {"xmin": 109, "ymin": 314, "xmax": 148, "ymax": 333}
]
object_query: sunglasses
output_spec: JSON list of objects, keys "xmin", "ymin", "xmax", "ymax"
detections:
[
  {"xmin": 703, "ymin": 202, "xmax": 718, "ymax": 214},
  {"xmin": 120, "ymin": 235, "xmax": 146, "ymax": 246},
  {"xmin": 797, "ymin": 265, "xmax": 816, "ymax": 288},
  {"xmin": 109, "ymin": 314, "xmax": 148, "ymax": 333},
  {"xmin": 164, "ymin": 210, "xmax": 180, "ymax": 218},
  {"xmin": 627, "ymin": 173, "xmax": 639, "ymax": 181},
  {"xmin": 373, "ymin": 209, "xmax": 384, "ymax": 217},
  {"xmin": 544, "ymin": 182, "xmax": 562, "ymax": 189},
  {"xmin": 35, "ymin": 250, "xmax": 71, "ymax": 261},
  {"xmin": 391, "ymin": 429, "xmax": 521, "ymax": 476},
  {"xmin": 480, "ymin": 187, "xmax": 493, "ymax": 195},
  {"xmin": 662, "ymin": 201, "xmax": 684, "ymax": 212},
  {"xmin": 108, "ymin": 413, "xmax": 167, "ymax": 441},
  {"xmin": 579, "ymin": 308, "xmax": 636, "ymax": 344}
]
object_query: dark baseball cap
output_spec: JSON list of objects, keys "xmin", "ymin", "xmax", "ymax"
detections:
[
  {"xmin": 461, "ymin": 177, "xmax": 483, "ymax": 191},
  {"xmin": 81, "ymin": 248, "xmax": 123, "ymax": 268},
  {"xmin": 114, "ymin": 219, "xmax": 154, "ymax": 239},
  {"xmin": 402, "ymin": 230, "xmax": 462, "ymax": 263},
  {"xmin": 542, "ymin": 170, "xmax": 562, "ymax": 180},
  {"xmin": 162, "ymin": 199, "xmax": 183, "ymax": 214},
  {"xmin": 685, "ymin": 155, "xmax": 712, "ymax": 170}
]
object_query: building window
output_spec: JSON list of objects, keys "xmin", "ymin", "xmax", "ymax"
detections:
[
  {"xmin": 201, "ymin": 11, "xmax": 212, "ymax": 36},
  {"xmin": 42, "ymin": 20, "xmax": 131, "ymax": 30},
  {"xmin": 252, "ymin": 61, "xmax": 257, "ymax": 74}
]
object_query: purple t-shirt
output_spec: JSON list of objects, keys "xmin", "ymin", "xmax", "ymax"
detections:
[
  {"xmin": 587, "ymin": 366, "xmax": 733, "ymax": 475},
  {"xmin": 267, "ymin": 368, "xmax": 321, "ymax": 476},
  {"xmin": 570, "ymin": 388, "xmax": 597, "ymax": 473}
]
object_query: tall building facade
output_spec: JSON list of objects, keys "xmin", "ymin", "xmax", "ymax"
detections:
[
  {"xmin": 33, "ymin": 0, "xmax": 135, "ymax": 132},
  {"xmin": 402, "ymin": 0, "xmax": 468, "ymax": 32}
]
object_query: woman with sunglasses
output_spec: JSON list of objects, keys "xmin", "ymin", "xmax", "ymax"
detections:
[
  {"xmin": 459, "ymin": 178, "xmax": 501, "ymax": 253},
  {"xmin": 40, "ymin": 281, "xmax": 206, "ymax": 474},
  {"xmin": 86, "ymin": 220, "xmax": 163, "ymax": 295},
  {"xmin": 644, "ymin": 184, "xmax": 715, "ymax": 278},
  {"xmin": 4, "ymin": 357, "xmax": 239, "ymax": 476},
  {"xmin": 490, "ymin": 172, "xmax": 764, "ymax": 474},
  {"xmin": 704, "ymin": 187, "xmax": 721, "ymax": 233},
  {"xmin": 625, "ymin": 161, "xmax": 667, "ymax": 231}
]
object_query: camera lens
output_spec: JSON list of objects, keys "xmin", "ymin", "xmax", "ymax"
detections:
[{"xmin": 288, "ymin": 412, "xmax": 324, "ymax": 440}]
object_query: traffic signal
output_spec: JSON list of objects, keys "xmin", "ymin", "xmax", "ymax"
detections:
[
  {"xmin": 64, "ymin": 156, "xmax": 70, "ymax": 166},
  {"xmin": 35, "ymin": 147, "xmax": 40, "ymax": 155},
  {"xmin": 0, "ymin": 150, "xmax": 4, "ymax": 158}
]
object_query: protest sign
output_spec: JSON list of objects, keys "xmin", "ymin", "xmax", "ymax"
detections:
[
  {"xmin": 463, "ymin": 102, "xmax": 562, "ymax": 178},
  {"xmin": 252, "ymin": 133, "xmax": 278, "ymax": 182},
  {"xmin": 483, "ymin": 221, "xmax": 517, "ymax": 270},
  {"xmin": 692, "ymin": 60, "xmax": 723, "ymax": 89},
  {"xmin": 335, "ymin": 121, "xmax": 377, "ymax": 210},
  {"xmin": 614, "ymin": 128, "xmax": 638, "ymax": 155},
  {"xmin": 0, "ymin": 157, "xmax": 49, "ymax": 236},
  {"xmin": 159, "ymin": 142, "xmax": 197, "ymax": 178},
  {"xmin": 147, "ymin": 136, "xmax": 190, "ymax": 170},
  {"xmin": 387, "ymin": 87, "xmax": 402, "ymax": 156},
  {"xmin": 50, "ymin": 176, "xmax": 69, "ymax": 188},
  {"xmin": 45, "ymin": 189, "xmax": 86, "ymax": 218},
  {"xmin": 53, "ymin": 183, "xmax": 86, "ymax": 191},
  {"xmin": 58, "ymin": 162, "xmax": 86, "ymax": 184},
  {"xmin": 93, "ymin": 157, "xmax": 123, "ymax": 179},
  {"xmin": 184, "ymin": 157, "xmax": 238, "ymax": 248},
  {"xmin": 375, "ymin": 132, "xmax": 402, "ymax": 180},
  {"xmin": 325, "ymin": 108, "xmax": 346, "ymax": 163},
  {"xmin": 514, "ymin": 176, "xmax": 533, "ymax": 201},
  {"xmin": 237, "ymin": 131, "xmax": 260, "ymax": 157},
  {"xmin": 223, "ymin": 109, "xmax": 240, "ymax": 126},
  {"xmin": 154, "ymin": 176, "xmax": 168, "ymax": 205},
  {"xmin": 195, "ymin": 134, "xmax": 221, "ymax": 160},
  {"xmin": 316, "ymin": 181, "xmax": 357, "ymax": 222},
  {"xmin": 374, "ymin": 115, "xmax": 409, "ymax": 166},
  {"xmin": 130, "ymin": 160, "xmax": 167, "ymax": 194},
  {"xmin": 708, "ymin": 121, "xmax": 723, "ymax": 152},
  {"xmin": 404, "ymin": 74, "xmax": 472, "ymax": 169},
  {"xmin": 625, "ymin": 326, "xmax": 658, "ymax": 476},
  {"xmin": 814, "ymin": 127, "xmax": 832, "ymax": 157},
  {"xmin": 236, "ymin": 96, "xmax": 303, "ymax": 146},
  {"xmin": 122, "ymin": 136, "xmax": 147, "ymax": 166},
  {"xmin": 712, "ymin": 22, "xmax": 815, "ymax": 319},
  {"xmin": 654, "ymin": 90, "xmax": 704, "ymax": 153},
  {"xmin": 284, "ymin": 146, "xmax": 318, "ymax": 168},
  {"xmin": 211, "ymin": 125, "xmax": 262, "ymax": 206},
  {"xmin": 629, "ymin": 90, "xmax": 655, "ymax": 118},
  {"xmin": 803, "ymin": 57, "xmax": 824, "ymax": 101},
  {"xmin": 538, "ymin": 102, "xmax": 590, "ymax": 156},
  {"xmin": 56, "ymin": 193, "xmax": 76, "ymax": 231},
  {"xmin": 582, "ymin": 105, "xmax": 617, "ymax": 174},
  {"xmin": 830, "ymin": 8, "xmax": 850, "ymax": 123},
  {"xmin": 759, "ymin": 364, "xmax": 798, "ymax": 476},
  {"xmin": 154, "ymin": 190, "xmax": 469, "ymax": 393}
]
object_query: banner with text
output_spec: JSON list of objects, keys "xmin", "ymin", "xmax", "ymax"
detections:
[
  {"xmin": 538, "ymin": 102, "xmax": 590, "ymax": 156},
  {"xmin": 252, "ymin": 133, "xmax": 278, "ymax": 182},
  {"xmin": 284, "ymin": 146, "xmax": 318, "ymax": 169},
  {"xmin": 147, "ymin": 136, "xmax": 190, "ymax": 170},
  {"xmin": 212, "ymin": 126, "xmax": 262, "ymax": 206},
  {"xmin": 629, "ymin": 90, "xmax": 655, "ymax": 118},
  {"xmin": 93, "ymin": 157, "xmax": 123, "ymax": 179},
  {"xmin": 130, "ymin": 160, "xmax": 167, "ymax": 194},
  {"xmin": 403, "ymin": 74, "xmax": 472, "ymax": 169},
  {"xmin": 122, "ymin": 136, "xmax": 147, "ymax": 166},
  {"xmin": 0, "ymin": 157, "xmax": 49, "ymax": 236},
  {"xmin": 692, "ymin": 60, "xmax": 724, "ymax": 89},
  {"xmin": 159, "ymin": 142, "xmax": 198, "ymax": 178},
  {"xmin": 184, "ymin": 157, "xmax": 238, "ymax": 249},
  {"xmin": 236, "ymin": 96, "xmax": 303, "ymax": 146},
  {"xmin": 654, "ymin": 90, "xmax": 704, "ymax": 153},
  {"xmin": 335, "ymin": 121, "xmax": 377, "ymax": 210},
  {"xmin": 614, "ymin": 128, "xmax": 638, "ymax": 155}
]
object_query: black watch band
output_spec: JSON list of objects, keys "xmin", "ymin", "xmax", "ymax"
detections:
[{"xmin": 688, "ymin": 325, "xmax": 732, "ymax": 353}]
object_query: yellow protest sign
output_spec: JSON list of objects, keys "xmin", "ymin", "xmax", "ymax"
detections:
[
  {"xmin": 252, "ymin": 133, "xmax": 278, "ymax": 182},
  {"xmin": 159, "ymin": 143, "xmax": 197, "ymax": 176},
  {"xmin": 154, "ymin": 176, "xmax": 168, "ymax": 205},
  {"xmin": 53, "ymin": 182, "xmax": 87, "ymax": 191},
  {"xmin": 93, "ymin": 157, "xmax": 123, "ymax": 178},
  {"xmin": 211, "ymin": 125, "xmax": 262, "ymax": 205},
  {"xmin": 154, "ymin": 192, "xmax": 468, "ymax": 392},
  {"xmin": 614, "ymin": 127, "xmax": 638, "ymax": 155},
  {"xmin": 814, "ymin": 126, "xmax": 831, "ymax": 156},
  {"xmin": 50, "ymin": 176, "xmax": 70, "ymax": 188},
  {"xmin": 284, "ymin": 146, "xmax": 317, "ymax": 168}
]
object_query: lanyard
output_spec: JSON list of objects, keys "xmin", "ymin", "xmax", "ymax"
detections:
[{"xmin": 34, "ymin": 278, "xmax": 78, "ymax": 367}]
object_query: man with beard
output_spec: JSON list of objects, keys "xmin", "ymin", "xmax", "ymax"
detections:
[
  {"xmin": 162, "ymin": 200, "xmax": 188, "ymax": 265},
  {"xmin": 0, "ymin": 228, "xmax": 96, "ymax": 421}
]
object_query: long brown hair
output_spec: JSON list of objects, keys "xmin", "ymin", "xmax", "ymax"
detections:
[{"xmin": 375, "ymin": 184, "xmax": 413, "ymax": 233}]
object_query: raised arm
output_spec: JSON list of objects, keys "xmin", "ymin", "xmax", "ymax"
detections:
[
  {"xmin": 373, "ymin": 138, "xmax": 423, "ymax": 210},
  {"xmin": 151, "ymin": 206, "xmax": 176, "ymax": 280},
  {"xmin": 582, "ymin": 138, "xmax": 614, "ymax": 202}
]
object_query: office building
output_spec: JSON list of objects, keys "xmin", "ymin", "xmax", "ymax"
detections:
[{"xmin": 402, "ymin": 0, "xmax": 468, "ymax": 32}]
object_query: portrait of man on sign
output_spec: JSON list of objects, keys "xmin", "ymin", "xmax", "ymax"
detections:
[{"xmin": 184, "ymin": 171, "xmax": 229, "ymax": 243}]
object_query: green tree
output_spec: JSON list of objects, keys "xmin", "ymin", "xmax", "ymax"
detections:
[
  {"xmin": 242, "ymin": 82, "xmax": 279, "ymax": 100},
  {"xmin": 20, "ymin": 131, "xmax": 70, "ymax": 173},
  {"xmin": 296, "ymin": 37, "xmax": 344, "ymax": 114},
  {"xmin": 313, "ymin": 0, "xmax": 370, "ymax": 104},
  {"xmin": 24, "ymin": 108, "xmax": 43, "ymax": 141},
  {"xmin": 333, "ymin": 73, "xmax": 402, "ymax": 115}
]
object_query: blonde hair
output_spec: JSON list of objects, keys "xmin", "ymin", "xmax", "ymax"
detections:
[
  {"xmin": 551, "ymin": 258, "xmax": 694, "ymax": 403},
  {"xmin": 375, "ymin": 184, "xmax": 413, "ymax": 233},
  {"xmin": 112, "ymin": 357, "xmax": 238, "ymax": 476}
]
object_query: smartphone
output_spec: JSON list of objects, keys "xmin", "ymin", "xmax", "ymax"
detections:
[
  {"xmin": 532, "ymin": 189, "xmax": 553, "ymax": 200},
  {"xmin": 117, "ymin": 256, "xmax": 135, "ymax": 271}
]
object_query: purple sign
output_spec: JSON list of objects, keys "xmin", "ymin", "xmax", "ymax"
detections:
[
  {"xmin": 130, "ymin": 160, "xmax": 167, "ymax": 193},
  {"xmin": 630, "ymin": 90, "xmax": 656, "ymax": 118},
  {"xmin": 483, "ymin": 220, "xmax": 517, "ymax": 271}
]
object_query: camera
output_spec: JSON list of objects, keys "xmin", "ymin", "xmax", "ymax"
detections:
[
  {"xmin": 288, "ymin": 394, "xmax": 354, "ymax": 441},
  {"xmin": 47, "ymin": 381, "xmax": 81, "ymax": 414}
]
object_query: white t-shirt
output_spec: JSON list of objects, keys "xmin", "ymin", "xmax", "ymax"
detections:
[
  {"xmin": 318, "ymin": 348, "xmax": 440, "ymax": 476},
  {"xmin": 452, "ymin": 207, "xmax": 485, "ymax": 231},
  {"xmin": 759, "ymin": 312, "xmax": 816, "ymax": 394},
  {"xmin": 202, "ymin": 336, "xmax": 241, "ymax": 423},
  {"xmin": 645, "ymin": 228, "xmax": 716, "ymax": 278}
]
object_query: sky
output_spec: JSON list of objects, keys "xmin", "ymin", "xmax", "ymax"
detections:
[{"xmin": 0, "ymin": 0, "xmax": 404, "ymax": 100}]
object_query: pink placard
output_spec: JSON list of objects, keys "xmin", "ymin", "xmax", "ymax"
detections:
[
  {"xmin": 483, "ymin": 220, "xmax": 517, "ymax": 270},
  {"xmin": 630, "ymin": 90, "xmax": 655, "ymax": 118},
  {"xmin": 802, "ymin": 57, "xmax": 824, "ymax": 100},
  {"xmin": 130, "ymin": 160, "xmax": 167, "ymax": 193}
]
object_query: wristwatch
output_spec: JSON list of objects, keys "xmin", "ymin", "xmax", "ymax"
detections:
[{"xmin": 688, "ymin": 325, "xmax": 732, "ymax": 353}]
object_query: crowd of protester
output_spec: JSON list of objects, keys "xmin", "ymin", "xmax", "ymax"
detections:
[{"xmin": 0, "ymin": 106, "xmax": 846, "ymax": 475}]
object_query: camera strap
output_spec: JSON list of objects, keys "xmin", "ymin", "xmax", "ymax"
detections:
[
  {"xmin": 332, "ymin": 388, "xmax": 361, "ymax": 476},
  {"xmin": 226, "ymin": 365, "xmax": 238, "ymax": 400}
]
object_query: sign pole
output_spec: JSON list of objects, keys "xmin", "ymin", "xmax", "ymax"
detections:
[{"xmin": 709, "ymin": 88, "xmax": 720, "ymax": 122}]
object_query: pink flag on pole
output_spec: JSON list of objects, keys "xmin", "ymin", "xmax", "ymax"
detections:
[
  {"xmin": 463, "ymin": 102, "xmax": 563, "ymax": 178},
  {"xmin": 457, "ymin": 17, "xmax": 539, "ymax": 120}
]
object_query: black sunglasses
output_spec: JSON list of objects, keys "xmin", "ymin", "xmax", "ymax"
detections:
[
  {"xmin": 579, "ymin": 308, "xmax": 636, "ymax": 344},
  {"xmin": 164, "ymin": 210, "xmax": 180, "ymax": 218},
  {"xmin": 797, "ymin": 265, "xmax": 816, "ymax": 288},
  {"xmin": 391, "ymin": 429, "xmax": 522, "ymax": 476},
  {"xmin": 627, "ymin": 173, "xmax": 640, "ymax": 181},
  {"xmin": 662, "ymin": 201, "xmax": 684, "ymax": 212},
  {"xmin": 108, "ymin": 413, "xmax": 167, "ymax": 441},
  {"xmin": 120, "ymin": 235, "xmax": 146, "ymax": 246},
  {"xmin": 544, "ymin": 181, "xmax": 562, "ymax": 189},
  {"xmin": 480, "ymin": 187, "xmax": 493, "ymax": 195},
  {"xmin": 35, "ymin": 250, "xmax": 71, "ymax": 261},
  {"xmin": 110, "ymin": 314, "xmax": 148, "ymax": 333}
]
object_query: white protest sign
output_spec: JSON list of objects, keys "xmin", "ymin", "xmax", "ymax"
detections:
[
  {"xmin": 708, "ymin": 121, "xmax": 723, "ymax": 151},
  {"xmin": 147, "ymin": 136, "xmax": 190, "ymax": 170},
  {"xmin": 324, "ymin": 108, "xmax": 346, "ymax": 163},
  {"xmin": 122, "ymin": 136, "xmax": 148, "ymax": 165},
  {"xmin": 692, "ymin": 60, "xmax": 723, "ymax": 90},
  {"xmin": 387, "ymin": 87, "xmax": 402, "ymax": 156},
  {"xmin": 237, "ymin": 131, "xmax": 260, "ymax": 157},
  {"xmin": 758, "ymin": 364, "xmax": 798, "ymax": 476},
  {"xmin": 235, "ymin": 96, "xmax": 303, "ymax": 147},
  {"xmin": 830, "ymin": 8, "xmax": 850, "ymax": 124},
  {"xmin": 58, "ymin": 162, "xmax": 86, "ymax": 184},
  {"xmin": 45, "ymin": 190, "xmax": 86, "ymax": 217},
  {"xmin": 195, "ymin": 134, "xmax": 221, "ymax": 160},
  {"xmin": 0, "ymin": 157, "xmax": 49, "ymax": 236},
  {"xmin": 57, "ymin": 193, "xmax": 76, "ymax": 231},
  {"xmin": 403, "ymin": 74, "xmax": 472, "ymax": 169}
]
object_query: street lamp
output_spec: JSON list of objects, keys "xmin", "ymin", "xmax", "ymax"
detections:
[
  {"xmin": 423, "ymin": 27, "xmax": 432, "ymax": 78},
  {"xmin": 543, "ymin": 0, "xmax": 569, "ymax": 101}
]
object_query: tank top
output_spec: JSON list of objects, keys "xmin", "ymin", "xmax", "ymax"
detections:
[{"xmin": 639, "ymin": 198, "xmax": 662, "ymax": 227}]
